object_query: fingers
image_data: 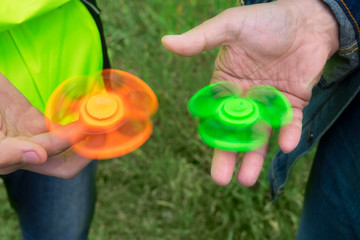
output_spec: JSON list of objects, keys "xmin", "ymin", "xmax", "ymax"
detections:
[
  {"xmin": 30, "ymin": 121, "xmax": 87, "ymax": 157},
  {"xmin": 210, "ymin": 108, "xmax": 301, "ymax": 187},
  {"xmin": 0, "ymin": 137, "xmax": 47, "ymax": 169},
  {"xmin": 211, "ymin": 145, "xmax": 267, "ymax": 187},
  {"xmin": 23, "ymin": 121, "xmax": 92, "ymax": 178},
  {"xmin": 236, "ymin": 145, "xmax": 267, "ymax": 187},
  {"xmin": 278, "ymin": 107, "xmax": 303, "ymax": 153},
  {"xmin": 22, "ymin": 151, "xmax": 93, "ymax": 179},
  {"xmin": 162, "ymin": 8, "xmax": 242, "ymax": 56},
  {"xmin": 0, "ymin": 165, "xmax": 25, "ymax": 175},
  {"xmin": 211, "ymin": 149, "xmax": 237, "ymax": 185}
]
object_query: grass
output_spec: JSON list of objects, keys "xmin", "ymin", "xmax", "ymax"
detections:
[{"xmin": 0, "ymin": 0, "xmax": 315, "ymax": 239}]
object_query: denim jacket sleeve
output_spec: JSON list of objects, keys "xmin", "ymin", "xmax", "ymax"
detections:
[{"xmin": 321, "ymin": 0, "xmax": 360, "ymax": 86}]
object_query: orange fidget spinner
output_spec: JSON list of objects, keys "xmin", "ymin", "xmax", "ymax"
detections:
[{"xmin": 45, "ymin": 69, "xmax": 158, "ymax": 159}]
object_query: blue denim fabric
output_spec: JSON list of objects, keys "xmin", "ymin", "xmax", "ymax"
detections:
[
  {"xmin": 269, "ymin": 68, "xmax": 360, "ymax": 201},
  {"xmin": 241, "ymin": 0, "xmax": 272, "ymax": 5},
  {"xmin": 296, "ymin": 93, "xmax": 360, "ymax": 240},
  {"xmin": 321, "ymin": 0, "xmax": 360, "ymax": 86},
  {"xmin": 1, "ymin": 161, "xmax": 97, "ymax": 240}
]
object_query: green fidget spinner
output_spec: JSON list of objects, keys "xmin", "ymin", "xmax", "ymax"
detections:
[{"xmin": 188, "ymin": 81, "xmax": 293, "ymax": 152}]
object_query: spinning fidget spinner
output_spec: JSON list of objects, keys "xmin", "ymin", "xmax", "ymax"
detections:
[
  {"xmin": 188, "ymin": 81, "xmax": 293, "ymax": 152},
  {"xmin": 45, "ymin": 69, "xmax": 158, "ymax": 159}
]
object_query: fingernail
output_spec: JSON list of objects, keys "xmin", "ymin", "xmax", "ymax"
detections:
[{"xmin": 23, "ymin": 151, "xmax": 41, "ymax": 164}]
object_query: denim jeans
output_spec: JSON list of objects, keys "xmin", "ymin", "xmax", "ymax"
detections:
[
  {"xmin": 296, "ymin": 93, "xmax": 360, "ymax": 239},
  {"xmin": 1, "ymin": 161, "xmax": 97, "ymax": 240}
]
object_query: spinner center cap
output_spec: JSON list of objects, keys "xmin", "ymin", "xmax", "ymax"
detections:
[
  {"xmin": 223, "ymin": 98, "xmax": 253, "ymax": 118},
  {"xmin": 220, "ymin": 98, "xmax": 259, "ymax": 125},
  {"xmin": 86, "ymin": 93, "xmax": 119, "ymax": 120}
]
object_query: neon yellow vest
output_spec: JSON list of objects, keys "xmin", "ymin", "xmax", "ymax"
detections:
[{"xmin": 0, "ymin": 0, "xmax": 103, "ymax": 112}]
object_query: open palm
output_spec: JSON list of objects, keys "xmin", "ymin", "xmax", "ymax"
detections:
[{"xmin": 162, "ymin": 0, "xmax": 339, "ymax": 186}]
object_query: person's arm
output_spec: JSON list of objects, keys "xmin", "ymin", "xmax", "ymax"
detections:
[
  {"xmin": 0, "ymin": 73, "xmax": 92, "ymax": 178},
  {"xmin": 0, "ymin": 0, "xmax": 72, "ymax": 31},
  {"xmin": 162, "ymin": 0, "xmax": 339, "ymax": 186}
]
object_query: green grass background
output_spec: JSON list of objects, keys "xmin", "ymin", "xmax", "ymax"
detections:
[{"xmin": 0, "ymin": 0, "xmax": 316, "ymax": 239}]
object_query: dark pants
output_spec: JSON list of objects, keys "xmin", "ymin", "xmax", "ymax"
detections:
[
  {"xmin": 2, "ymin": 161, "xmax": 97, "ymax": 240},
  {"xmin": 297, "ymin": 93, "xmax": 360, "ymax": 239}
]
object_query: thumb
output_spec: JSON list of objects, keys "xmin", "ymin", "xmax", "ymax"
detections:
[
  {"xmin": 162, "ymin": 8, "xmax": 241, "ymax": 56},
  {"xmin": 30, "ymin": 121, "xmax": 87, "ymax": 157},
  {"xmin": 0, "ymin": 138, "xmax": 47, "ymax": 167}
]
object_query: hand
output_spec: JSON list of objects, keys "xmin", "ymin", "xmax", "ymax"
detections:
[
  {"xmin": 0, "ymin": 73, "xmax": 92, "ymax": 178},
  {"xmin": 162, "ymin": 0, "xmax": 339, "ymax": 186}
]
